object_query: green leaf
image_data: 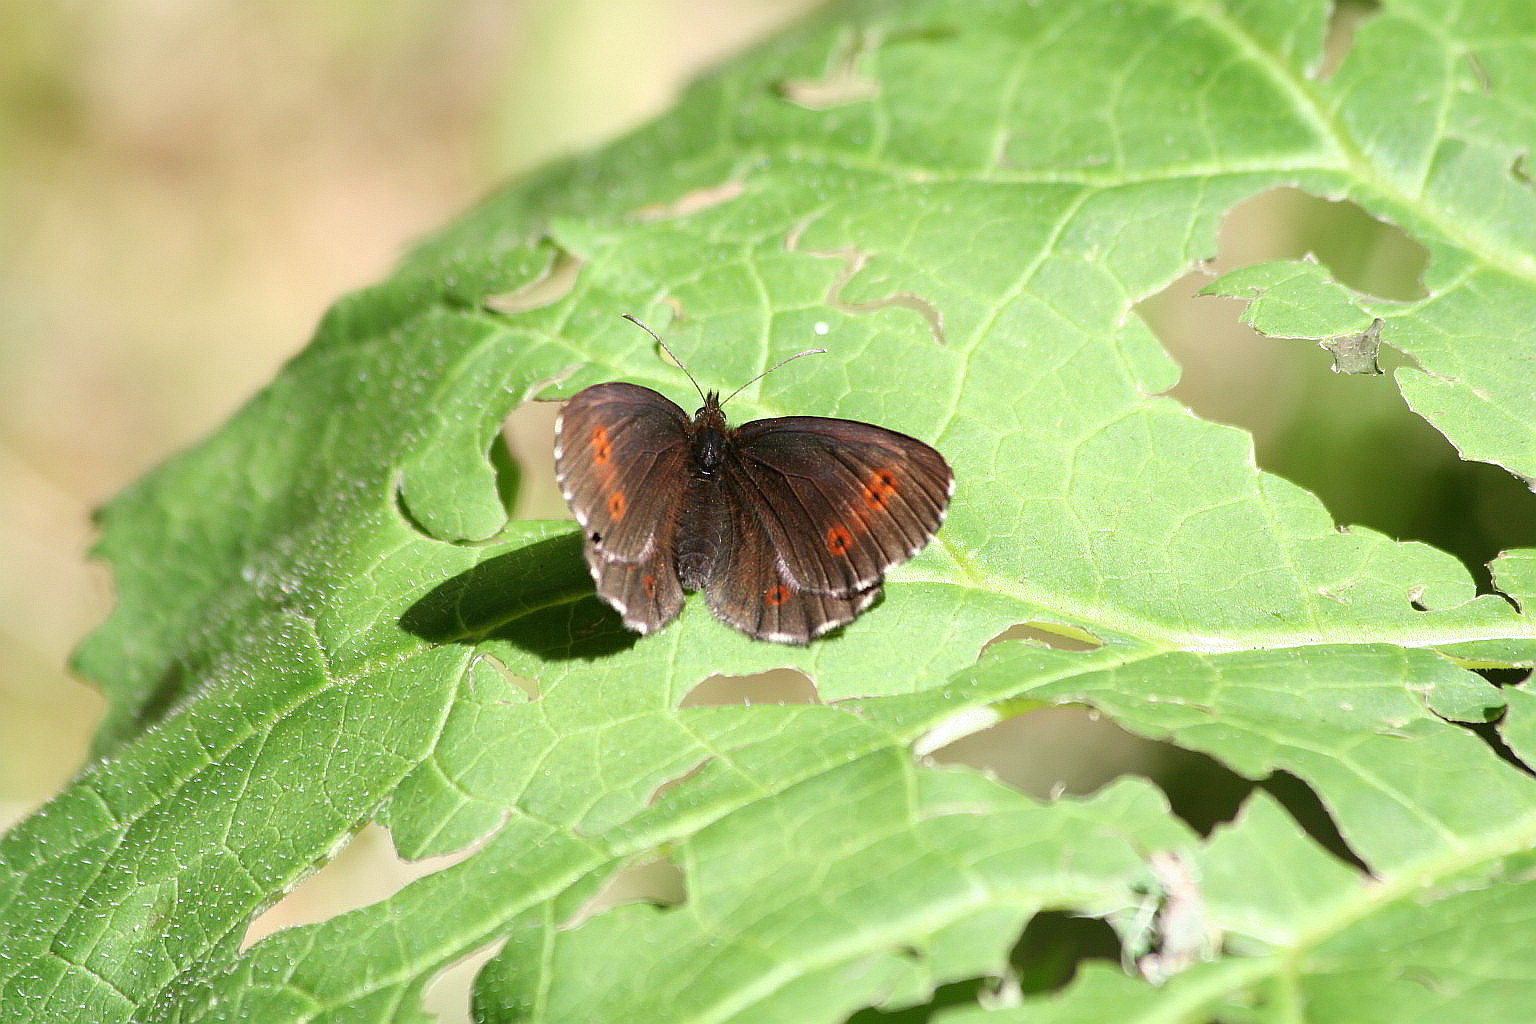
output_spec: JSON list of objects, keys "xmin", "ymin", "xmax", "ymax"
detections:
[
  {"xmin": 5, "ymin": 1, "xmax": 1536, "ymax": 1022},
  {"xmin": 1202, "ymin": 258, "xmax": 1378, "ymax": 341}
]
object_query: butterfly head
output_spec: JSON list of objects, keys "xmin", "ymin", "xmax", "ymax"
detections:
[
  {"xmin": 691, "ymin": 390, "xmax": 729, "ymax": 472},
  {"xmin": 693, "ymin": 390, "xmax": 726, "ymax": 422}
]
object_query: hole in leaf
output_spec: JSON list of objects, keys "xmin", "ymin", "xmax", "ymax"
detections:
[
  {"xmin": 1317, "ymin": 1, "xmax": 1381, "ymax": 81},
  {"xmin": 560, "ymin": 854, "xmax": 687, "ymax": 931},
  {"xmin": 1010, "ymin": 911, "xmax": 1124, "ymax": 996},
  {"xmin": 846, "ymin": 912, "xmax": 1123, "ymax": 1020},
  {"xmin": 501, "ymin": 399, "xmax": 563, "ymax": 520},
  {"xmin": 926, "ymin": 707, "xmax": 1164, "ymax": 801},
  {"xmin": 679, "ymin": 668, "xmax": 822, "ymax": 707},
  {"xmin": 1460, "ymin": 714, "xmax": 1535, "ymax": 779},
  {"xmin": 422, "ymin": 940, "xmax": 503, "ymax": 1023},
  {"xmin": 473, "ymin": 651, "xmax": 540, "ymax": 703},
  {"xmin": 928, "ymin": 708, "xmax": 1367, "ymax": 870},
  {"xmin": 647, "ymin": 754, "xmax": 717, "ymax": 807},
  {"xmin": 1253, "ymin": 770, "xmax": 1368, "ymax": 873},
  {"xmin": 778, "ymin": 28, "xmax": 881, "ymax": 110},
  {"xmin": 1202, "ymin": 187, "xmax": 1428, "ymax": 301},
  {"xmin": 484, "ymin": 246, "xmax": 583, "ymax": 314},
  {"xmin": 982, "ymin": 621, "xmax": 1103, "ymax": 653},
  {"xmin": 1141, "ymin": 188, "xmax": 1536, "ymax": 593},
  {"xmin": 1157, "ymin": 755, "xmax": 1367, "ymax": 873},
  {"xmin": 1481, "ymin": 667, "xmax": 1534, "ymax": 688},
  {"xmin": 631, "ymin": 179, "xmax": 748, "ymax": 221},
  {"xmin": 242, "ymin": 823, "xmax": 469, "ymax": 950}
]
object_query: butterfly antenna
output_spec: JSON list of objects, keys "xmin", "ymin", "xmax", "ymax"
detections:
[
  {"xmin": 622, "ymin": 314, "xmax": 708, "ymax": 403},
  {"xmin": 719, "ymin": 347, "xmax": 827, "ymax": 407}
]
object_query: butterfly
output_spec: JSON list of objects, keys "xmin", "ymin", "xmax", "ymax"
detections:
[{"xmin": 554, "ymin": 318, "xmax": 953, "ymax": 644}]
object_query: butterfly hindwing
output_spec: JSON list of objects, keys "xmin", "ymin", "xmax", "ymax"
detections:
[
  {"xmin": 727, "ymin": 416, "xmax": 954, "ymax": 595},
  {"xmin": 555, "ymin": 382, "xmax": 690, "ymax": 632},
  {"xmin": 585, "ymin": 537, "xmax": 686, "ymax": 635},
  {"xmin": 705, "ymin": 466, "xmax": 881, "ymax": 643}
]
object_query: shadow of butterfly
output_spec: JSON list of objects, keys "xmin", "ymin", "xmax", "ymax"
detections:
[{"xmin": 554, "ymin": 319, "xmax": 954, "ymax": 644}]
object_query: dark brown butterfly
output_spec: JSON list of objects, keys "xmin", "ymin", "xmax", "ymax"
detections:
[{"xmin": 554, "ymin": 318, "xmax": 953, "ymax": 644}]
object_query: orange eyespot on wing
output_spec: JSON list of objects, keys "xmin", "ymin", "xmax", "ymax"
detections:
[
  {"xmin": 764, "ymin": 583, "xmax": 791, "ymax": 606},
  {"xmin": 592, "ymin": 424, "xmax": 614, "ymax": 465},
  {"xmin": 607, "ymin": 491, "xmax": 627, "ymax": 520},
  {"xmin": 862, "ymin": 469, "xmax": 899, "ymax": 510},
  {"xmin": 725, "ymin": 416, "xmax": 952, "ymax": 600}
]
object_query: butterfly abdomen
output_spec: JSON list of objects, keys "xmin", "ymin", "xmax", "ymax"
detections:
[{"xmin": 676, "ymin": 474, "xmax": 732, "ymax": 592}]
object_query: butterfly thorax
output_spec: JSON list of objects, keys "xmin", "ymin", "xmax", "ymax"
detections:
[
  {"xmin": 689, "ymin": 392, "xmax": 730, "ymax": 475},
  {"xmin": 676, "ymin": 392, "xmax": 734, "ymax": 589}
]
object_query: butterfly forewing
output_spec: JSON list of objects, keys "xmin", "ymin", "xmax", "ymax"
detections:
[
  {"xmin": 727, "ymin": 416, "xmax": 954, "ymax": 595},
  {"xmin": 555, "ymin": 382, "xmax": 691, "ymax": 632},
  {"xmin": 556, "ymin": 383, "xmax": 690, "ymax": 559}
]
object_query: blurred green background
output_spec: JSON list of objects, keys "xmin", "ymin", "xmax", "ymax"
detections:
[{"xmin": 2, "ymin": 0, "xmax": 1532, "ymax": 1014}]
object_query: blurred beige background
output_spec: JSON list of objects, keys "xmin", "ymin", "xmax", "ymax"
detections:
[{"xmin": 0, "ymin": 0, "xmax": 826, "ymax": 829}]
